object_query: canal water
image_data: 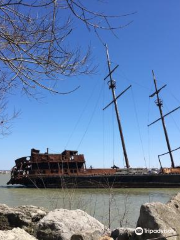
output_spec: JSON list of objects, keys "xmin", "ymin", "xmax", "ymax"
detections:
[{"xmin": 0, "ymin": 174, "xmax": 179, "ymax": 229}]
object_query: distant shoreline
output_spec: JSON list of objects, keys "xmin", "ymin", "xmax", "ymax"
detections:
[{"xmin": 0, "ymin": 171, "xmax": 10, "ymax": 174}]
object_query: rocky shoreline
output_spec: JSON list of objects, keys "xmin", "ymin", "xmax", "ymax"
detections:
[{"xmin": 0, "ymin": 193, "xmax": 180, "ymax": 240}]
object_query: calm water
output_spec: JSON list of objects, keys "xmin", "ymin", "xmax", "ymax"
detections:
[{"xmin": 0, "ymin": 174, "xmax": 179, "ymax": 228}]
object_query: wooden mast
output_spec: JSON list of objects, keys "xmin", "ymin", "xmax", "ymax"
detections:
[
  {"xmin": 104, "ymin": 44, "xmax": 130, "ymax": 168},
  {"xmin": 151, "ymin": 70, "xmax": 175, "ymax": 168}
]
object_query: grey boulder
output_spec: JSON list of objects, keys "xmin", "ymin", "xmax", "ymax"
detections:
[
  {"xmin": 135, "ymin": 193, "xmax": 180, "ymax": 240},
  {"xmin": 37, "ymin": 208, "xmax": 110, "ymax": 240},
  {"xmin": 0, "ymin": 204, "xmax": 48, "ymax": 235},
  {"xmin": 0, "ymin": 227, "xmax": 37, "ymax": 240}
]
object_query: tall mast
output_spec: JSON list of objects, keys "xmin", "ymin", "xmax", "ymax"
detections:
[
  {"xmin": 104, "ymin": 44, "xmax": 130, "ymax": 168},
  {"xmin": 150, "ymin": 70, "xmax": 175, "ymax": 168}
]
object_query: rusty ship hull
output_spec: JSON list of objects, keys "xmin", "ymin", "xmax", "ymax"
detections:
[
  {"xmin": 7, "ymin": 149, "xmax": 180, "ymax": 188},
  {"xmin": 8, "ymin": 173, "xmax": 180, "ymax": 188}
]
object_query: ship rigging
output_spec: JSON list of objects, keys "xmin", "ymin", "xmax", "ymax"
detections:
[{"xmin": 148, "ymin": 70, "xmax": 180, "ymax": 169}]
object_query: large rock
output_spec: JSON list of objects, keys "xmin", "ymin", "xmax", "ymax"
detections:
[
  {"xmin": 0, "ymin": 227, "xmax": 37, "ymax": 240},
  {"xmin": 37, "ymin": 208, "xmax": 110, "ymax": 240},
  {"xmin": 0, "ymin": 204, "xmax": 48, "ymax": 235},
  {"xmin": 135, "ymin": 193, "xmax": 180, "ymax": 240},
  {"xmin": 99, "ymin": 237, "xmax": 114, "ymax": 240},
  {"xmin": 111, "ymin": 228, "xmax": 135, "ymax": 240}
]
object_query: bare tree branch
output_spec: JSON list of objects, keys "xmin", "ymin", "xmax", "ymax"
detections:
[
  {"xmin": 0, "ymin": 0, "xmax": 135, "ymax": 135},
  {"xmin": 0, "ymin": 95, "xmax": 20, "ymax": 136}
]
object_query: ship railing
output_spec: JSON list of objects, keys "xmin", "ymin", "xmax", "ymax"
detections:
[{"xmin": 158, "ymin": 146, "xmax": 180, "ymax": 169}]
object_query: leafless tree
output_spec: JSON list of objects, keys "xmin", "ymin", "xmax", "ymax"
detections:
[
  {"xmin": 0, "ymin": 0, "xmax": 135, "ymax": 135},
  {"xmin": 0, "ymin": 96, "xmax": 19, "ymax": 136}
]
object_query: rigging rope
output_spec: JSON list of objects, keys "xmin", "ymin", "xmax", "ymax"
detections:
[
  {"xmin": 163, "ymin": 102, "xmax": 180, "ymax": 134},
  {"xmin": 111, "ymin": 61, "xmax": 152, "ymax": 91},
  {"xmin": 112, "ymin": 103, "xmax": 115, "ymax": 166},
  {"xmin": 163, "ymin": 86, "xmax": 180, "ymax": 134},
  {"xmin": 147, "ymin": 95, "xmax": 152, "ymax": 169},
  {"xmin": 64, "ymin": 80, "xmax": 98, "ymax": 150},
  {"xmin": 147, "ymin": 82, "xmax": 154, "ymax": 168},
  {"xmin": 103, "ymin": 79, "xmax": 105, "ymax": 168},
  {"xmin": 169, "ymin": 91, "xmax": 180, "ymax": 105},
  {"xmin": 130, "ymin": 87, "xmax": 147, "ymax": 168},
  {"xmin": 77, "ymin": 81, "xmax": 104, "ymax": 150},
  {"xmin": 114, "ymin": 67, "xmax": 148, "ymax": 167}
]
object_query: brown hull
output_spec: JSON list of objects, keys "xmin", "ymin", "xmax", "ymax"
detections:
[{"xmin": 7, "ymin": 173, "xmax": 180, "ymax": 188}]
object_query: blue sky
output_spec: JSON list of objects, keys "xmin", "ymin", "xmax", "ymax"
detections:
[{"xmin": 1, "ymin": 0, "xmax": 180, "ymax": 170}]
